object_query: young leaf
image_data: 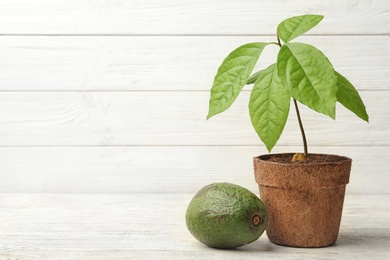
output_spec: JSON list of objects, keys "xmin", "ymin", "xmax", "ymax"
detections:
[
  {"xmin": 249, "ymin": 64, "xmax": 290, "ymax": 152},
  {"xmin": 207, "ymin": 42, "xmax": 268, "ymax": 119},
  {"xmin": 246, "ymin": 69, "xmax": 265, "ymax": 85},
  {"xmin": 277, "ymin": 42, "xmax": 337, "ymax": 119},
  {"xmin": 336, "ymin": 71, "xmax": 369, "ymax": 122},
  {"xmin": 277, "ymin": 14, "xmax": 324, "ymax": 43}
]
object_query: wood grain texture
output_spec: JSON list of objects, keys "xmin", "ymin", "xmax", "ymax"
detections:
[
  {"xmin": 0, "ymin": 36, "xmax": 388, "ymax": 91},
  {"xmin": 0, "ymin": 1, "xmax": 388, "ymax": 195},
  {"xmin": 0, "ymin": 146, "xmax": 387, "ymax": 194},
  {"xmin": 0, "ymin": 0, "xmax": 388, "ymax": 35},
  {"xmin": 0, "ymin": 91, "xmax": 384, "ymax": 146},
  {"xmin": 0, "ymin": 193, "xmax": 389, "ymax": 259}
]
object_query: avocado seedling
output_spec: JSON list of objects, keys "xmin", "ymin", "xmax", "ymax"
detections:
[
  {"xmin": 207, "ymin": 14, "xmax": 368, "ymax": 161},
  {"xmin": 206, "ymin": 15, "xmax": 369, "ymax": 247}
]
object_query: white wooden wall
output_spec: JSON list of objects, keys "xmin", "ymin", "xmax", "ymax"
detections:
[{"xmin": 0, "ymin": 0, "xmax": 388, "ymax": 194}]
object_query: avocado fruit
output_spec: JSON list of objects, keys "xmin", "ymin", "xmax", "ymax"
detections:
[{"xmin": 185, "ymin": 182, "xmax": 268, "ymax": 249}]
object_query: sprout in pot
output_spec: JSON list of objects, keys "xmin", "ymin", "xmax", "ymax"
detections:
[{"xmin": 206, "ymin": 14, "xmax": 369, "ymax": 247}]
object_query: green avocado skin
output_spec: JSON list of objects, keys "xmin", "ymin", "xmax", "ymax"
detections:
[{"xmin": 186, "ymin": 182, "xmax": 268, "ymax": 249}]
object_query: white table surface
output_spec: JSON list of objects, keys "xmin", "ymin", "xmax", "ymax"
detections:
[{"xmin": 0, "ymin": 193, "xmax": 389, "ymax": 259}]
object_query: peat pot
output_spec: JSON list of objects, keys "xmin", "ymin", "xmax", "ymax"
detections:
[{"xmin": 253, "ymin": 153, "xmax": 352, "ymax": 248}]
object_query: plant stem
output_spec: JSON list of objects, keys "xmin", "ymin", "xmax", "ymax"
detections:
[
  {"xmin": 293, "ymin": 99, "xmax": 308, "ymax": 157},
  {"xmin": 276, "ymin": 35, "xmax": 307, "ymax": 157},
  {"xmin": 276, "ymin": 35, "xmax": 282, "ymax": 47}
]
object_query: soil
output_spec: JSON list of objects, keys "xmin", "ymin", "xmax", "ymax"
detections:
[{"xmin": 262, "ymin": 153, "xmax": 347, "ymax": 164}]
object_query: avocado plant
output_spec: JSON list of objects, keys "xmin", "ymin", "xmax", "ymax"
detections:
[{"xmin": 207, "ymin": 14, "xmax": 368, "ymax": 161}]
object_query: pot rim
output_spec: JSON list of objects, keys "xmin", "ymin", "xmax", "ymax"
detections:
[
  {"xmin": 253, "ymin": 153, "xmax": 352, "ymax": 190},
  {"xmin": 254, "ymin": 153, "xmax": 352, "ymax": 167}
]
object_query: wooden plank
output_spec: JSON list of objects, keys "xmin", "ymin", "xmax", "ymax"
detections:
[
  {"xmin": 0, "ymin": 146, "xmax": 387, "ymax": 194},
  {"xmin": 0, "ymin": 193, "xmax": 389, "ymax": 259},
  {"xmin": 0, "ymin": 36, "xmax": 388, "ymax": 91},
  {"xmin": 0, "ymin": 91, "xmax": 385, "ymax": 146},
  {"xmin": 0, "ymin": 0, "xmax": 388, "ymax": 35}
]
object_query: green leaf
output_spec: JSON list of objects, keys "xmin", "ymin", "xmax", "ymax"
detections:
[
  {"xmin": 336, "ymin": 71, "xmax": 369, "ymax": 122},
  {"xmin": 207, "ymin": 42, "xmax": 268, "ymax": 119},
  {"xmin": 246, "ymin": 69, "xmax": 265, "ymax": 85},
  {"xmin": 277, "ymin": 42, "xmax": 337, "ymax": 119},
  {"xmin": 277, "ymin": 14, "xmax": 323, "ymax": 43},
  {"xmin": 249, "ymin": 64, "xmax": 290, "ymax": 152}
]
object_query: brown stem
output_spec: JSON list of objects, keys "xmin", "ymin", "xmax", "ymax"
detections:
[
  {"xmin": 293, "ymin": 99, "xmax": 308, "ymax": 157},
  {"xmin": 276, "ymin": 34, "xmax": 282, "ymax": 47}
]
